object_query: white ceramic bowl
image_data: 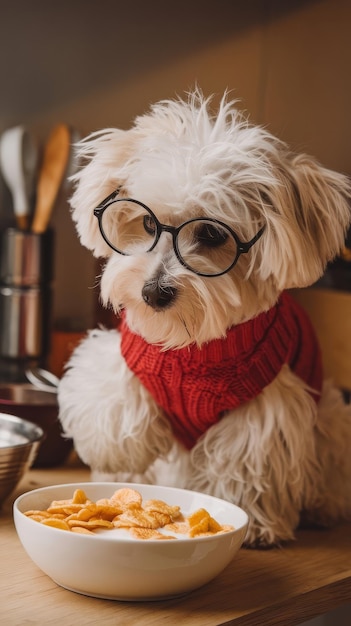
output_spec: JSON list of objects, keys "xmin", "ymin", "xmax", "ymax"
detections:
[{"xmin": 14, "ymin": 482, "xmax": 248, "ymax": 600}]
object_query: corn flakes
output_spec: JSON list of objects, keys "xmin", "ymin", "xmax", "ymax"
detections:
[{"xmin": 24, "ymin": 487, "xmax": 234, "ymax": 540}]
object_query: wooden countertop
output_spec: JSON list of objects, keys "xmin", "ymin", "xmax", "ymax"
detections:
[{"xmin": 1, "ymin": 458, "xmax": 351, "ymax": 626}]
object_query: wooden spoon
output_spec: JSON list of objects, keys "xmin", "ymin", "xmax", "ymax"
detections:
[{"xmin": 31, "ymin": 124, "xmax": 71, "ymax": 234}]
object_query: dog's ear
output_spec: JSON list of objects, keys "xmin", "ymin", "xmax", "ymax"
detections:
[
  {"xmin": 69, "ymin": 129, "xmax": 135, "ymax": 257},
  {"xmin": 259, "ymin": 154, "xmax": 351, "ymax": 290}
]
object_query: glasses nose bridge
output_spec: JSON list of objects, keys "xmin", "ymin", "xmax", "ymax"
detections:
[
  {"xmin": 157, "ymin": 221, "xmax": 179, "ymax": 250},
  {"xmin": 159, "ymin": 222, "xmax": 177, "ymax": 236}
]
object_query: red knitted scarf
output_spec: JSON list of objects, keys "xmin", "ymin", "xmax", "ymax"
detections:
[{"xmin": 120, "ymin": 292, "xmax": 323, "ymax": 450}]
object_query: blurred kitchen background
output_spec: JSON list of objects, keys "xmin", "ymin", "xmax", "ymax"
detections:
[{"xmin": 0, "ymin": 1, "xmax": 350, "ymax": 622}]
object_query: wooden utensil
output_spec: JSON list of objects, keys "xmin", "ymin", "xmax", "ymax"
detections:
[{"xmin": 31, "ymin": 124, "xmax": 71, "ymax": 234}]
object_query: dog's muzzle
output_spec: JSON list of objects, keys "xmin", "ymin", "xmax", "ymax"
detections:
[{"xmin": 142, "ymin": 279, "xmax": 177, "ymax": 310}]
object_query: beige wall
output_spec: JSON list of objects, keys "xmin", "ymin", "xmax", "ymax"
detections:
[{"xmin": 0, "ymin": 1, "xmax": 350, "ymax": 341}]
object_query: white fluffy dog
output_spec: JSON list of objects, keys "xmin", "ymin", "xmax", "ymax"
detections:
[{"xmin": 58, "ymin": 91, "xmax": 351, "ymax": 546}]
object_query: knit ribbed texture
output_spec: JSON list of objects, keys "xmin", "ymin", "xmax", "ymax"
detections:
[{"xmin": 120, "ymin": 292, "xmax": 323, "ymax": 449}]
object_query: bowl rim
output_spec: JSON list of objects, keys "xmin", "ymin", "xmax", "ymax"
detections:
[
  {"xmin": 0, "ymin": 411, "xmax": 44, "ymax": 448},
  {"xmin": 14, "ymin": 481, "xmax": 249, "ymax": 544}
]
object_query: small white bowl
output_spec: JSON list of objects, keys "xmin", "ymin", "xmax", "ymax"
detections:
[{"xmin": 14, "ymin": 482, "xmax": 248, "ymax": 600}]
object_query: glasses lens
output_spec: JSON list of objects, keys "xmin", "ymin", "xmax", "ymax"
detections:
[
  {"xmin": 176, "ymin": 219, "xmax": 238, "ymax": 275},
  {"xmin": 100, "ymin": 200, "xmax": 158, "ymax": 254}
]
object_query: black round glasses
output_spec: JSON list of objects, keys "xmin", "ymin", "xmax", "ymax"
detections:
[{"xmin": 93, "ymin": 189, "xmax": 265, "ymax": 277}]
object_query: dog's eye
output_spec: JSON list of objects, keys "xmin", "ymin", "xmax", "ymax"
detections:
[
  {"xmin": 195, "ymin": 223, "xmax": 228, "ymax": 248},
  {"xmin": 143, "ymin": 214, "xmax": 156, "ymax": 236}
]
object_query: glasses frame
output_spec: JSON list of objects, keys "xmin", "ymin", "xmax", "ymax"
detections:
[{"xmin": 93, "ymin": 189, "xmax": 265, "ymax": 277}]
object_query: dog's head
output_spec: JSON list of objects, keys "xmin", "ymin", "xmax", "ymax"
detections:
[{"xmin": 70, "ymin": 91, "xmax": 351, "ymax": 348}]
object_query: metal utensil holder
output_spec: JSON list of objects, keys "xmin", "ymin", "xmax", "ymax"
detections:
[{"xmin": 0, "ymin": 228, "xmax": 54, "ymax": 382}]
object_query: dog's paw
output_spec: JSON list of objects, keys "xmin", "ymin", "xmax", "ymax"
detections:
[
  {"xmin": 243, "ymin": 537, "xmax": 282, "ymax": 550},
  {"xmin": 243, "ymin": 524, "xmax": 295, "ymax": 549}
]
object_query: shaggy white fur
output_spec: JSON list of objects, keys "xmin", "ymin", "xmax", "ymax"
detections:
[{"xmin": 58, "ymin": 90, "xmax": 351, "ymax": 546}]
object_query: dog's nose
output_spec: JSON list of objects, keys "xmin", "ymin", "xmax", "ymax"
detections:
[{"xmin": 142, "ymin": 280, "xmax": 177, "ymax": 310}]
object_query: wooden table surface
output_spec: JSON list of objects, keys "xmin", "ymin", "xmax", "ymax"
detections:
[{"xmin": 1, "ymin": 457, "xmax": 350, "ymax": 626}]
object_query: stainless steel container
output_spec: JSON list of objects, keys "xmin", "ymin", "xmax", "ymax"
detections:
[
  {"xmin": 0, "ymin": 228, "xmax": 54, "ymax": 379},
  {"xmin": 0, "ymin": 412, "xmax": 44, "ymax": 506}
]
